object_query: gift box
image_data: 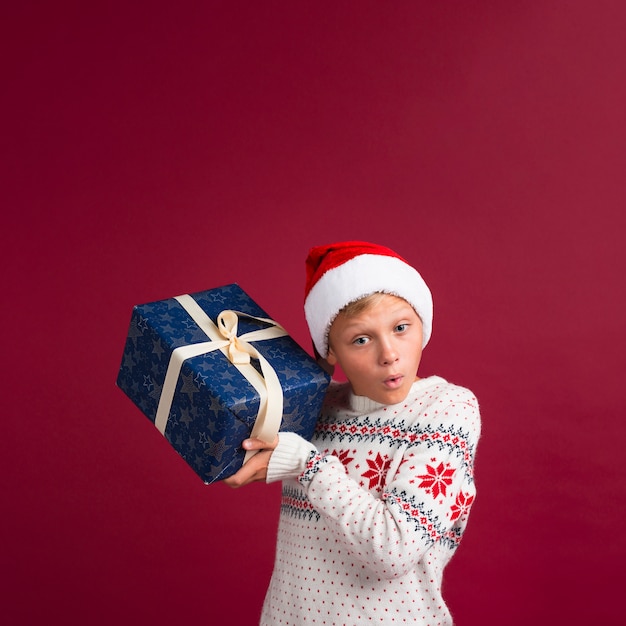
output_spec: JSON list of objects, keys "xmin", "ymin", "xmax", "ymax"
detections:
[{"xmin": 116, "ymin": 284, "xmax": 330, "ymax": 484}]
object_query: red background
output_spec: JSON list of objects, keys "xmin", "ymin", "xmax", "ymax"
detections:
[{"xmin": 3, "ymin": 2, "xmax": 625, "ymax": 624}]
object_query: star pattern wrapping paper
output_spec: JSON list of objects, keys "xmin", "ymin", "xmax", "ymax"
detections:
[{"xmin": 117, "ymin": 284, "xmax": 330, "ymax": 484}]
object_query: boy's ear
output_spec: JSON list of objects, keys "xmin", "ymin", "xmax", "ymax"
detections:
[
  {"xmin": 316, "ymin": 344, "xmax": 336, "ymax": 375},
  {"xmin": 325, "ymin": 346, "xmax": 338, "ymax": 367},
  {"xmin": 317, "ymin": 357, "xmax": 335, "ymax": 376},
  {"xmin": 313, "ymin": 344, "xmax": 335, "ymax": 375}
]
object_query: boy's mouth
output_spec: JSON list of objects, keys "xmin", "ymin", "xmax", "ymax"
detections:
[{"xmin": 383, "ymin": 374, "xmax": 404, "ymax": 389}]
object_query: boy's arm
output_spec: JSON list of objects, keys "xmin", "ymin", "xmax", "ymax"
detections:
[
  {"xmin": 285, "ymin": 397, "xmax": 481, "ymax": 579},
  {"xmin": 224, "ymin": 432, "xmax": 316, "ymax": 487}
]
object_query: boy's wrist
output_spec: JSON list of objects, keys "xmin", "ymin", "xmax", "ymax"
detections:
[{"xmin": 266, "ymin": 432, "xmax": 317, "ymax": 483}]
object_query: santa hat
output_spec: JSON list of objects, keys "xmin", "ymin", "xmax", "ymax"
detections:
[{"xmin": 304, "ymin": 241, "xmax": 433, "ymax": 358}]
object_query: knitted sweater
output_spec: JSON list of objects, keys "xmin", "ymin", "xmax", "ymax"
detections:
[{"xmin": 260, "ymin": 375, "xmax": 481, "ymax": 626}]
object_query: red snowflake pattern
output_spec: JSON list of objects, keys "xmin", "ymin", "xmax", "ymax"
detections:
[
  {"xmin": 449, "ymin": 492, "xmax": 475, "ymax": 521},
  {"xmin": 417, "ymin": 461, "xmax": 455, "ymax": 498},
  {"xmin": 361, "ymin": 452, "xmax": 391, "ymax": 490},
  {"xmin": 331, "ymin": 449, "xmax": 355, "ymax": 468}
]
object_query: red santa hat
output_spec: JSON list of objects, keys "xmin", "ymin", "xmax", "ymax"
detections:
[{"xmin": 304, "ymin": 241, "xmax": 433, "ymax": 358}]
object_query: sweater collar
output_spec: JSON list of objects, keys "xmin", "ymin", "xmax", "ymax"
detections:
[{"xmin": 348, "ymin": 375, "xmax": 445, "ymax": 413}]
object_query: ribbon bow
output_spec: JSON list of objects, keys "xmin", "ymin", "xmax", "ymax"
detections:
[{"xmin": 218, "ymin": 310, "xmax": 251, "ymax": 364}]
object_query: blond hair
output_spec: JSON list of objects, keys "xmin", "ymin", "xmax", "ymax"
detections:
[{"xmin": 338, "ymin": 292, "xmax": 390, "ymax": 318}]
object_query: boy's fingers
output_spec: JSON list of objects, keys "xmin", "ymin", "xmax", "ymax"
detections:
[
  {"xmin": 223, "ymin": 463, "xmax": 256, "ymax": 488},
  {"xmin": 223, "ymin": 436, "xmax": 278, "ymax": 488},
  {"xmin": 242, "ymin": 436, "xmax": 279, "ymax": 451},
  {"xmin": 241, "ymin": 438, "xmax": 264, "ymax": 451},
  {"xmin": 224, "ymin": 450, "xmax": 271, "ymax": 488}
]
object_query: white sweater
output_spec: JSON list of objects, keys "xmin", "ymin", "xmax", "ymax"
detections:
[{"xmin": 261, "ymin": 376, "xmax": 481, "ymax": 625}]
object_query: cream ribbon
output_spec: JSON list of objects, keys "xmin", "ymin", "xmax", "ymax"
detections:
[{"xmin": 154, "ymin": 294, "xmax": 288, "ymax": 463}]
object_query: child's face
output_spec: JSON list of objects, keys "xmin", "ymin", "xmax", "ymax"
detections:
[{"xmin": 326, "ymin": 294, "xmax": 423, "ymax": 405}]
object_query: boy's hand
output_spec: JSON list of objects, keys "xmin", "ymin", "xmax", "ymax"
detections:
[{"xmin": 223, "ymin": 436, "xmax": 279, "ymax": 488}]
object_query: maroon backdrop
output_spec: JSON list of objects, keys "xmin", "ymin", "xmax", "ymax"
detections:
[{"xmin": 3, "ymin": 2, "xmax": 625, "ymax": 624}]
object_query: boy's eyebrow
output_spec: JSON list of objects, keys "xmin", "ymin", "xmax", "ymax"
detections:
[
  {"xmin": 341, "ymin": 304, "xmax": 417, "ymax": 329},
  {"xmin": 382, "ymin": 302, "xmax": 418, "ymax": 318},
  {"xmin": 387, "ymin": 303, "xmax": 416, "ymax": 316}
]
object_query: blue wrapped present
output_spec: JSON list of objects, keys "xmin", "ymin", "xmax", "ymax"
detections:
[{"xmin": 116, "ymin": 284, "xmax": 330, "ymax": 484}]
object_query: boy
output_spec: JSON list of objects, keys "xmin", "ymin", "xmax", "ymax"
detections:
[{"xmin": 226, "ymin": 241, "xmax": 481, "ymax": 625}]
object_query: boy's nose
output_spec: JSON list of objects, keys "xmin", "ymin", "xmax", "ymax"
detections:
[{"xmin": 379, "ymin": 340, "xmax": 399, "ymax": 365}]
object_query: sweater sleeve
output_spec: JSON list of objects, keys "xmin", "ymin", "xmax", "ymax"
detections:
[
  {"xmin": 295, "ymin": 392, "xmax": 481, "ymax": 579},
  {"xmin": 265, "ymin": 431, "xmax": 318, "ymax": 483}
]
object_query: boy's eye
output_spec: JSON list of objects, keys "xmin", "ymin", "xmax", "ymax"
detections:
[
  {"xmin": 353, "ymin": 336, "xmax": 369, "ymax": 346},
  {"xmin": 395, "ymin": 323, "xmax": 407, "ymax": 333}
]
